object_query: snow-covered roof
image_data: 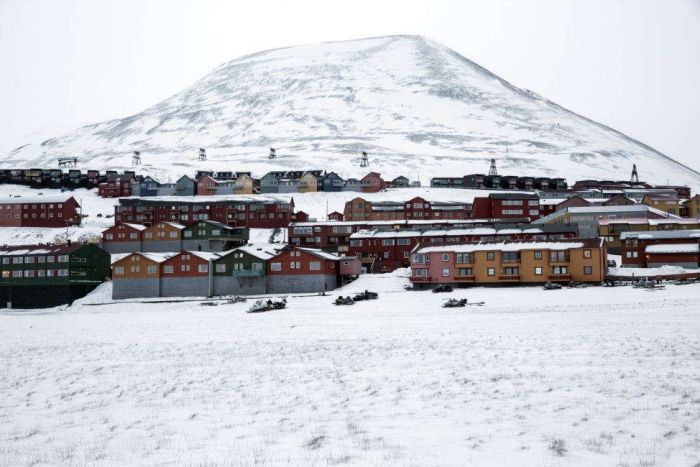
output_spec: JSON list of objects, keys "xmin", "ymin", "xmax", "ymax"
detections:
[
  {"xmin": 415, "ymin": 241, "xmax": 586, "ymax": 254},
  {"xmin": 136, "ymin": 252, "xmax": 175, "ymax": 263},
  {"xmin": 122, "ymin": 223, "xmax": 148, "ymax": 231},
  {"xmin": 534, "ymin": 204, "xmax": 680, "ymax": 224},
  {"xmin": 645, "ymin": 244, "xmax": 699, "ymax": 254},
  {"xmin": 234, "ymin": 243, "xmax": 285, "ymax": 261},
  {"xmin": 0, "ymin": 195, "xmax": 76, "ymax": 204},
  {"xmin": 620, "ymin": 230, "xmax": 700, "ymax": 240},
  {"xmin": 348, "ymin": 225, "xmax": 561, "ymax": 239},
  {"xmin": 187, "ymin": 251, "xmax": 222, "ymax": 261},
  {"xmin": 598, "ymin": 217, "xmax": 700, "ymax": 226},
  {"xmin": 296, "ymin": 247, "xmax": 342, "ymax": 260}
]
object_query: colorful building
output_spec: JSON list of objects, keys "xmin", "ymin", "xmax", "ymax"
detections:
[
  {"xmin": 409, "ymin": 239, "xmax": 606, "ymax": 287},
  {"xmin": 343, "ymin": 196, "xmax": 471, "ymax": 222},
  {"xmin": 0, "ymin": 195, "xmax": 81, "ymax": 227},
  {"xmin": 598, "ymin": 217, "xmax": 700, "ymax": 253},
  {"xmin": 0, "ymin": 242, "xmax": 111, "ymax": 308},
  {"xmin": 471, "ymin": 193, "xmax": 540, "ymax": 221},
  {"xmin": 619, "ymin": 230, "xmax": 700, "ymax": 268}
]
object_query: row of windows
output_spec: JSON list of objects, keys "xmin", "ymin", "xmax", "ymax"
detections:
[
  {"xmin": 0, "ymin": 203, "xmax": 64, "ymax": 209},
  {"xmin": 0, "ymin": 212, "xmax": 64, "ymax": 219},
  {"xmin": 1, "ymin": 255, "xmax": 69, "ymax": 264},
  {"xmin": 413, "ymin": 250, "xmax": 591, "ymax": 263},
  {"xmin": 417, "ymin": 265, "xmax": 593, "ymax": 277},
  {"xmin": 1, "ymin": 269, "xmax": 69, "ymax": 278}
]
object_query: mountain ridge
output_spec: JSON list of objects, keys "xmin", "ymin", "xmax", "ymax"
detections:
[{"xmin": 4, "ymin": 34, "xmax": 698, "ymax": 186}]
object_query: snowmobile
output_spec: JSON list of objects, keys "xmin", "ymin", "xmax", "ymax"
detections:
[
  {"xmin": 442, "ymin": 298, "xmax": 468, "ymax": 308},
  {"xmin": 227, "ymin": 295, "xmax": 247, "ymax": 304},
  {"xmin": 543, "ymin": 281, "xmax": 562, "ymax": 290},
  {"xmin": 352, "ymin": 290, "xmax": 378, "ymax": 301},
  {"xmin": 633, "ymin": 278, "xmax": 663, "ymax": 289},
  {"xmin": 247, "ymin": 300, "xmax": 269, "ymax": 313},
  {"xmin": 432, "ymin": 285, "xmax": 453, "ymax": 293},
  {"xmin": 269, "ymin": 298, "xmax": 287, "ymax": 309},
  {"xmin": 334, "ymin": 296, "xmax": 355, "ymax": 306}
]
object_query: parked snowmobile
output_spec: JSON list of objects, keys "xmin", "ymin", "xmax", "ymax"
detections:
[
  {"xmin": 269, "ymin": 298, "xmax": 287, "ymax": 309},
  {"xmin": 432, "ymin": 285, "xmax": 453, "ymax": 293},
  {"xmin": 543, "ymin": 281, "xmax": 562, "ymax": 290},
  {"xmin": 247, "ymin": 300, "xmax": 269, "ymax": 313},
  {"xmin": 334, "ymin": 296, "xmax": 355, "ymax": 306},
  {"xmin": 352, "ymin": 290, "xmax": 378, "ymax": 301},
  {"xmin": 227, "ymin": 295, "xmax": 247, "ymax": 304},
  {"xmin": 442, "ymin": 298, "xmax": 468, "ymax": 308}
]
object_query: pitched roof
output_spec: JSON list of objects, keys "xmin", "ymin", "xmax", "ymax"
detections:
[
  {"xmin": 0, "ymin": 195, "xmax": 77, "ymax": 205},
  {"xmin": 233, "ymin": 243, "xmax": 286, "ymax": 261},
  {"xmin": 296, "ymin": 247, "xmax": 342, "ymax": 261}
]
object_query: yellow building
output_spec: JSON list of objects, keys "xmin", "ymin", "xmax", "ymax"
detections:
[{"xmin": 642, "ymin": 194, "xmax": 681, "ymax": 216}]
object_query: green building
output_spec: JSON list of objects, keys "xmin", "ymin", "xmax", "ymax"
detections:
[
  {"xmin": 181, "ymin": 220, "xmax": 249, "ymax": 252},
  {"xmin": 212, "ymin": 244, "xmax": 284, "ymax": 295},
  {"xmin": 0, "ymin": 242, "xmax": 111, "ymax": 309}
]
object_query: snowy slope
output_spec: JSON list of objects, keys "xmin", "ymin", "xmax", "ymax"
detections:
[{"xmin": 3, "ymin": 35, "xmax": 698, "ymax": 186}]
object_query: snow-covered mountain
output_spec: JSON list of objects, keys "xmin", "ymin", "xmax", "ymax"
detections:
[{"xmin": 3, "ymin": 35, "xmax": 698, "ymax": 186}]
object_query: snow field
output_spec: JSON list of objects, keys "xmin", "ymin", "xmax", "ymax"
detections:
[{"xmin": 1, "ymin": 273, "xmax": 699, "ymax": 465}]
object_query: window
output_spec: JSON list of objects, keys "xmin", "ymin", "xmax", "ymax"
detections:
[
  {"xmin": 382, "ymin": 239, "xmax": 395, "ymax": 246},
  {"xmin": 486, "ymin": 252, "xmax": 495, "ymax": 261},
  {"xmin": 534, "ymin": 267, "xmax": 543, "ymax": 275},
  {"xmin": 310, "ymin": 261, "xmax": 321, "ymax": 271},
  {"xmin": 457, "ymin": 267, "xmax": 473, "ymax": 276},
  {"xmin": 130, "ymin": 266, "xmax": 140, "ymax": 273},
  {"xmin": 47, "ymin": 270, "xmax": 54, "ymax": 277},
  {"xmin": 215, "ymin": 264, "xmax": 226, "ymax": 273},
  {"xmin": 57, "ymin": 255, "xmax": 69, "ymax": 263},
  {"xmin": 115, "ymin": 266, "xmax": 125, "ymax": 275},
  {"xmin": 383, "ymin": 252, "xmax": 389, "ymax": 259},
  {"xmin": 24, "ymin": 256, "xmax": 35, "ymax": 264},
  {"xmin": 58, "ymin": 269, "xmax": 69, "ymax": 277},
  {"xmin": 502, "ymin": 209, "xmax": 524, "ymax": 215},
  {"xmin": 270, "ymin": 262, "xmax": 281, "ymax": 271},
  {"xmin": 47, "ymin": 256, "xmax": 55, "ymax": 263},
  {"xmin": 212, "ymin": 229, "xmax": 221, "ymax": 236},
  {"xmin": 625, "ymin": 251, "xmax": 639, "ymax": 258},
  {"xmin": 37, "ymin": 270, "xmax": 45, "ymax": 277},
  {"xmin": 584, "ymin": 266, "xmax": 593, "ymax": 275},
  {"xmin": 397, "ymin": 238, "xmax": 411, "ymax": 246},
  {"xmin": 13, "ymin": 257, "xmax": 23, "ymax": 264},
  {"xmin": 487, "ymin": 268, "xmax": 495, "ymax": 276},
  {"xmin": 181, "ymin": 264, "xmax": 191, "ymax": 272},
  {"xmin": 147, "ymin": 266, "xmax": 157, "ymax": 274},
  {"xmin": 414, "ymin": 268, "xmax": 428, "ymax": 277},
  {"xmin": 25, "ymin": 270, "xmax": 35, "ymax": 278},
  {"xmin": 412, "ymin": 254, "xmax": 427, "ymax": 264},
  {"xmin": 501, "ymin": 252, "xmax": 519, "ymax": 263},
  {"xmin": 442, "ymin": 268, "xmax": 450, "ymax": 277},
  {"xmin": 583, "ymin": 249, "xmax": 592, "ymax": 258},
  {"xmin": 198, "ymin": 264, "xmax": 208, "ymax": 273},
  {"xmin": 549, "ymin": 251, "xmax": 568, "ymax": 262},
  {"xmin": 349, "ymin": 239, "xmax": 362, "ymax": 247},
  {"xmin": 184, "ymin": 231, "xmax": 192, "ymax": 238},
  {"xmin": 534, "ymin": 250, "xmax": 542, "ymax": 260},
  {"xmin": 290, "ymin": 261, "xmax": 301, "ymax": 269},
  {"xmin": 129, "ymin": 233, "xmax": 138, "ymax": 240},
  {"xmin": 252, "ymin": 262, "xmax": 263, "ymax": 270},
  {"xmin": 501, "ymin": 200, "xmax": 523, "ymax": 206},
  {"xmin": 1, "ymin": 258, "xmax": 8, "ymax": 264},
  {"xmin": 442, "ymin": 253, "xmax": 449, "ymax": 261},
  {"xmin": 529, "ymin": 210, "xmax": 539, "ymax": 216},
  {"xmin": 169, "ymin": 232, "xmax": 178, "ymax": 239},
  {"xmin": 12, "ymin": 270, "xmax": 22, "ymax": 278},
  {"xmin": 552, "ymin": 266, "xmax": 568, "ymax": 275},
  {"xmin": 106, "ymin": 233, "xmax": 114, "ymax": 240}
]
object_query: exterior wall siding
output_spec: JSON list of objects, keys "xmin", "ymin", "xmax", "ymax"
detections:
[
  {"xmin": 112, "ymin": 278, "xmax": 160, "ymax": 299},
  {"xmin": 160, "ymin": 276, "xmax": 210, "ymax": 297},
  {"xmin": 267, "ymin": 274, "xmax": 337, "ymax": 294}
]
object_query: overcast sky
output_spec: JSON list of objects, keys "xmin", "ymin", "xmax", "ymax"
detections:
[{"xmin": 0, "ymin": 0, "xmax": 698, "ymax": 168}]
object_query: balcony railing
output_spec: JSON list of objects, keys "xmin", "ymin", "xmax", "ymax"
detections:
[
  {"xmin": 411, "ymin": 276, "xmax": 431, "ymax": 283},
  {"xmin": 454, "ymin": 275, "xmax": 475, "ymax": 281},
  {"xmin": 548, "ymin": 274, "xmax": 572, "ymax": 281},
  {"xmin": 498, "ymin": 275, "xmax": 521, "ymax": 281}
]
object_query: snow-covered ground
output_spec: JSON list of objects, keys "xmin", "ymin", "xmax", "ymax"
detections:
[{"xmin": 1, "ymin": 272, "xmax": 699, "ymax": 465}]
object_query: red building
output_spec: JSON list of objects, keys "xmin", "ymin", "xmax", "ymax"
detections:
[
  {"xmin": 98, "ymin": 176, "xmax": 133, "ymax": 197},
  {"xmin": 114, "ymin": 196, "xmax": 294, "ymax": 228},
  {"xmin": 347, "ymin": 224, "xmax": 578, "ymax": 272},
  {"xmin": 361, "ymin": 172, "xmax": 386, "ymax": 193},
  {"xmin": 472, "ymin": 193, "xmax": 540, "ymax": 221},
  {"xmin": 620, "ymin": 229, "xmax": 700, "ymax": 268},
  {"xmin": 0, "ymin": 195, "xmax": 81, "ymax": 227},
  {"xmin": 266, "ymin": 247, "xmax": 359, "ymax": 293},
  {"xmin": 328, "ymin": 211, "xmax": 344, "ymax": 221},
  {"xmin": 287, "ymin": 218, "xmax": 522, "ymax": 252},
  {"xmin": 343, "ymin": 196, "xmax": 471, "ymax": 222}
]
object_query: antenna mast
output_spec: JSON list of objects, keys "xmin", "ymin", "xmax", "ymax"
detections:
[
  {"xmin": 488, "ymin": 158, "xmax": 498, "ymax": 176},
  {"xmin": 198, "ymin": 148, "xmax": 207, "ymax": 161},
  {"xmin": 269, "ymin": 147, "xmax": 276, "ymax": 159},
  {"xmin": 132, "ymin": 151, "xmax": 141, "ymax": 166},
  {"xmin": 630, "ymin": 164, "xmax": 639, "ymax": 183},
  {"xmin": 360, "ymin": 151, "xmax": 369, "ymax": 167}
]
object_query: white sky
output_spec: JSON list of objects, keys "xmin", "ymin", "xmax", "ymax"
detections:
[{"xmin": 0, "ymin": 0, "xmax": 698, "ymax": 168}]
